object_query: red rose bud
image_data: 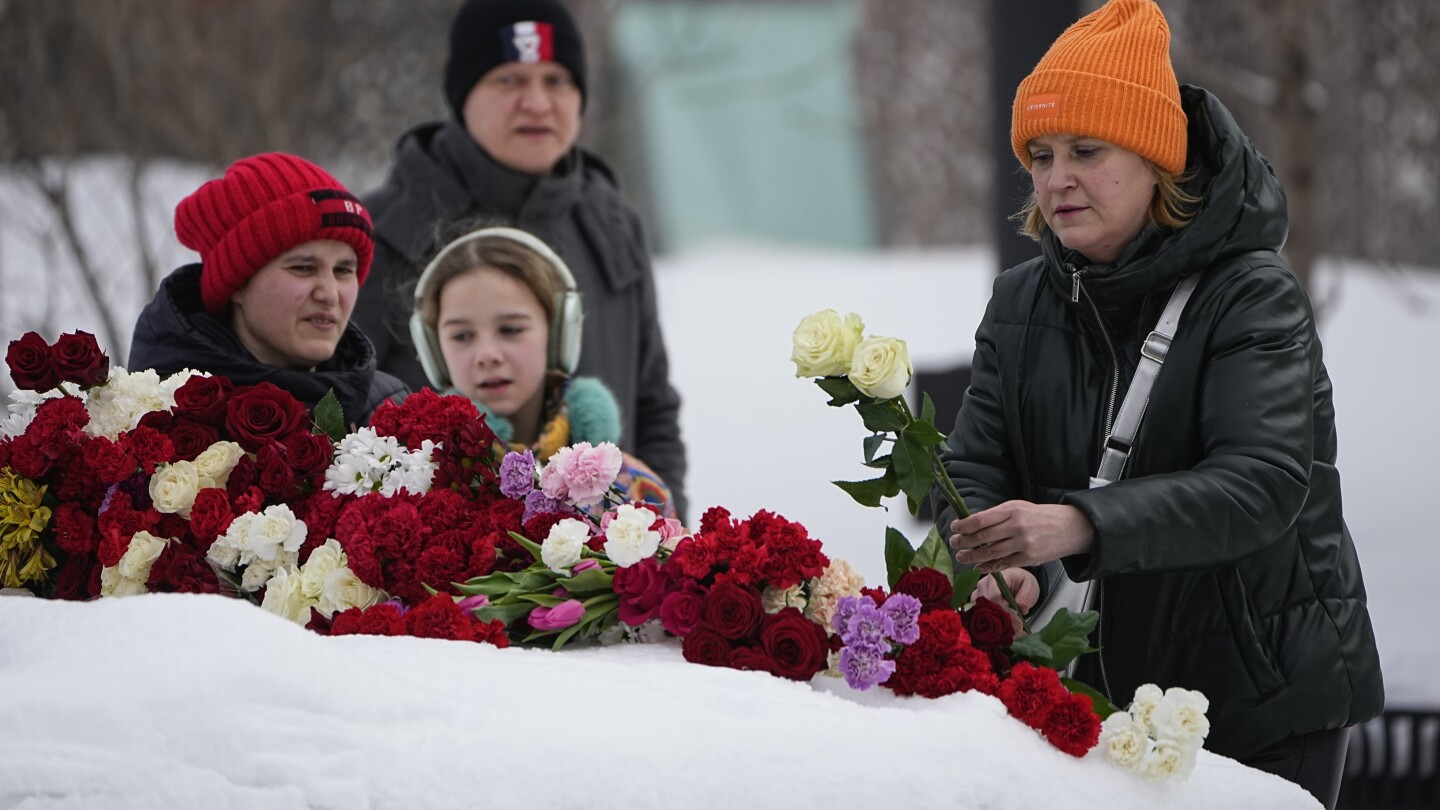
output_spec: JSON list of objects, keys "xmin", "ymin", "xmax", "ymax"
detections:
[
  {"xmin": 6, "ymin": 332, "xmax": 59, "ymax": 391},
  {"xmin": 702, "ymin": 582, "xmax": 765, "ymax": 640},
  {"xmin": 760, "ymin": 607, "xmax": 829, "ymax": 681},
  {"xmin": 681, "ymin": 624, "xmax": 733, "ymax": 667},
  {"xmin": 51, "ymin": 330, "xmax": 109, "ymax": 387},
  {"xmin": 964, "ymin": 597, "xmax": 1018, "ymax": 650},
  {"xmin": 224, "ymin": 382, "xmax": 309, "ymax": 452},
  {"xmin": 173, "ymin": 374, "xmax": 235, "ymax": 426}
]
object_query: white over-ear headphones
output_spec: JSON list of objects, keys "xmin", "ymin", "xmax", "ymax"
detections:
[{"xmin": 410, "ymin": 226, "xmax": 584, "ymax": 391}]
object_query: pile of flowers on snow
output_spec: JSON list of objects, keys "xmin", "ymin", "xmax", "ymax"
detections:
[{"xmin": 2, "ymin": 328, "xmax": 1208, "ymax": 778}]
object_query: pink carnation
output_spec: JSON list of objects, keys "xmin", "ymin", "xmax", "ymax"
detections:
[{"xmin": 540, "ymin": 442, "xmax": 623, "ymax": 507}]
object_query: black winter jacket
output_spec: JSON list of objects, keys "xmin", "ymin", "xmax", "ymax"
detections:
[
  {"xmin": 129, "ymin": 264, "xmax": 407, "ymax": 425},
  {"xmin": 353, "ymin": 120, "xmax": 687, "ymax": 519},
  {"xmin": 941, "ymin": 86, "xmax": 1383, "ymax": 759}
]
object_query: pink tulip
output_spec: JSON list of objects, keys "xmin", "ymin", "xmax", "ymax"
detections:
[{"xmin": 528, "ymin": 599, "xmax": 585, "ymax": 631}]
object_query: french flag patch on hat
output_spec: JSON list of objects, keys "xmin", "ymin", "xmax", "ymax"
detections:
[{"xmin": 500, "ymin": 21, "xmax": 554, "ymax": 64}]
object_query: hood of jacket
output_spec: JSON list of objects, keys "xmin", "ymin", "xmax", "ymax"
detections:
[
  {"xmin": 129, "ymin": 264, "xmax": 402, "ymax": 423},
  {"xmin": 1039, "ymin": 85, "xmax": 1290, "ymax": 317}
]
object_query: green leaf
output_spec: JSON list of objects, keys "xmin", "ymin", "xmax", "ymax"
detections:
[
  {"xmin": 920, "ymin": 391, "xmax": 938, "ymax": 428},
  {"xmin": 454, "ymin": 574, "xmax": 524, "ymax": 597},
  {"xmin": 507, "ymin": 530, "xmax": 545, "ymax": 563},
  {"xmin": 515, "ymin": 593, "xmax": 568, "ymax": 607},
  {"xmin": 884, "ymin": 527, "xmax": 917, "ymax": 589},
  {"xmin": 557, "ymin": 566, "xmax": 614, "ymax": 595},
  {"xmin": 1009, "ymin": 608, "xmax": 1099, "ymax": 671},
  {"xmin": 862, "ymin": 434, "xmax": 887, "ymax": 464},
  {"xmin": 473, "ymin": 602, "xmax": 534, "ymax": 626},
  {"xmin": 511, "ymin": 570, "xmax": 556, "ymax": 593},
  {"xmin": 855, "ymin": 400, "xmax": 906, "ymax": 433},
  {"xmin": 313, "ymin": 389, "xmax": 347, "ymax": 443},
  {"xmin": 891, "ymin": 433, "xmax": 931, "ymax": 515},
  {"xmin": 912, "ymin": 525, "xmax": 956, "ymax": 585},
  {"xmin": 1062, "ymin": 678, "xmax": 1120, "ymax": 720},
  {"xmin": 901, "ymin": 419, "xmax": 946, "ymax": 450},
  {"xmin": 951, "ymin": 567, "xmax": 984, "ymax": 607},
  {"xmin": 862, "ymin": 452, "xmax": 892, "ymax": 470},
  {"xmin": 815, "ymin": 376, "xmax": 861, "ymax": 406},
  {"xmin": 1007, "ymin": 633, "xmax": 1055, "ymax": 662},
  {"xmin": 833, "ymin": 467, "xmax": 899, "ymax": 508}
]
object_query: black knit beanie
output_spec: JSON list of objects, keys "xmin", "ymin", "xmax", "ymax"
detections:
[{"xmin": 444, "ymin": 0, "xmax": 588, "ymax": 119}]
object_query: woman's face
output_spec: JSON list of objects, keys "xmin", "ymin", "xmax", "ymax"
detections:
[
  {"xmin": 438, "ymin": 267, "xmax": 549, "ymax": 435},
  {"xmin": 229, "ymin": 240, "xmax": 358, "ymax": 370},
  {"xmin": 1027, "ymin": 134, "xmax": 1157, "ymax": 265}
]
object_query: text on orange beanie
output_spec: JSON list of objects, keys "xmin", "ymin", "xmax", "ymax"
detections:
[
  {"xmin": 174, "ymin": 152, "xmax": 375, "ymax": 315},
  {"xmin": 1011, "ymin": 0, "xmax": 1187, "ymax": 175}
]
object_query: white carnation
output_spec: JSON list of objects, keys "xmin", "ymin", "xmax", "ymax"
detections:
[
  {"xmin": 1098, "ymin": 712, "xmax": 1152, "ymax": 771},
  {"xmin": 762, "ymin": 584, "xmax": 807, "ymax": 614},
  {"xmin": 99, "ymin": 566, "xmax": 149, "ymax": 598},
  {"xmin": 1129, "ymin": 683, "xmax": 1164, "ymax": 728},
  {"xmin": 1151, "ymin": 687, "xmax": 1211, "ymax": 748},
  {"xmin": 1142, "ymin": 738, "xmax": 1196, "ymax": 783},
  {"xmin": 603, "ymin": 504, "xmax": 661, "ymax": 568},
  {"xmin": 245, "ymin": 504, "xmax": 307, "ymax": 564},
  {"xmin": 298, "ymin": 539, "xmax": 347, "ymax": 600},
  {"xmin": 542, "ymin": 518, "xmax": 590, "ymax": 573},
  {"xmin": 83, "ymin": 367, "xmax": 170, "ymax": 439},
  {"xmin": 240, "ymin": 558, "xmax": 280, "ymax": 592}
]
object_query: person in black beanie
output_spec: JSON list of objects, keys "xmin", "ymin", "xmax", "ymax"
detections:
[{"xmin": 354, "ymin": 0, "xmax": 689, "ymax": 520}]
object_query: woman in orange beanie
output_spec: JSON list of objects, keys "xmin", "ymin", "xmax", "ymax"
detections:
[
  {"xmin": 129, "ymin": 153, "xmax": 407, "ymax": 424},
  {"xmin": 939, "ymin": 1, "xmax": 1381, "ymax": 804}
]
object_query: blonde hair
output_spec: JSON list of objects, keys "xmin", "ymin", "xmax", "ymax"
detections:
[{"xmin": 1014, "ymin": 161, "xmax": 1201, "ymax": 242}]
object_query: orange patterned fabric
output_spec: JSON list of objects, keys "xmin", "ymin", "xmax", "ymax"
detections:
[{"xmin": 1011, "ymin": 0, "xmax": 1187, "ymax": 175}]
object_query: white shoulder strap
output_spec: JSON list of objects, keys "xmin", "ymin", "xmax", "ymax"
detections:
[{"xmin": 1090, "ymin": 274, "xmax": 1201, "ymax": 488}]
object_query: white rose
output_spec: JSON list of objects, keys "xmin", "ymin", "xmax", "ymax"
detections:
[
  {"xmin": 194, "ymin": 441, "xmax": 244, "ymax": 489},
  {"xmin": 762, "ymin": 584, "xmax": 807, "ymax": 614},
  {"xmin": 260, "ymin": 566, "xmax": 312, "ymax": 624},
  {"xmin": 791, "ymin": 309, "xmax": 866, "ymax": 378},
  {"xmin": 117, "ymin": 531, "xmax": 168, "ymax": 581},
  {"xmin": 298, "ymin": 539, "xmax": 347, "ymax": 600},
  {"xmin": 246, "ymin": 505, "xmax": 307, "ymax": 563},
  {"xmin": 149, "ymin": 461, "xmax": 202, "ymax": 517},
  {"xmin": 317, "ymin": 565, "xmax": 384, "ymax": 618},
  {"xmin": 542, "ymin": 518, "xmax": 590, "ymax": 573},
  {"xmin": 848, "ymin": 335, "xmax": 911, "ymax": 400},
  {"xmin": 1151, "ymin": 687, "xmax": 1210, "ymax": 748},
  {"xmin": 99, "ymin": 565, "xmax": 125, "ymax": 597},
  {"xmin": 1129, "ymin": 683, "xmax": 1165, "ymax": 729},
  {"xmin": 1098, "ymin": 712, "xmax": 1152, "ymax": 771},
  {"xmin": 603, "ymin": 504, "xmax": 661, "ymax": 568}
]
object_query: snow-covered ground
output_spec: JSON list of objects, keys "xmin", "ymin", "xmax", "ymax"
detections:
[{"xmin": 0, "ymin": 593, "xmax": 1322, "ymax": 810}]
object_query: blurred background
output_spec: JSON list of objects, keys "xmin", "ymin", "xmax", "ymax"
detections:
[{"xmin": 1, "ymin": 2, "xmax": 1437, "ymax": 803}]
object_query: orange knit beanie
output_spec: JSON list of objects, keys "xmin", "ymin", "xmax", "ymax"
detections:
[{"xmin": 1011, "ymin": 0, "xmax": 1187, "ymax": 175}]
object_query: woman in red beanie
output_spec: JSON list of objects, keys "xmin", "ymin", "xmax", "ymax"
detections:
[
  {"xmin": 938, "ymin": 1, "xmax": 1381, "ymax": 805},
  {"xmin": 129, "ymin": 152, "xmax": 407, "ymax": 424}
]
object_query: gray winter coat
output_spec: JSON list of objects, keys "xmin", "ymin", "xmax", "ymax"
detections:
[{"xmin": 353, "ymin": 121, "xmax": 687, "ymax": 519}]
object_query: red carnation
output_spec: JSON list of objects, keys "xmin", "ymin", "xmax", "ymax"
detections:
[
  {"xmin": 895, "ymin": 567, "xmax": 954, "ymax": 612},
  {"xmin": 1042, "ymin": 691, "xmax": 1102, "ymax": 757},
  {"xmin": 146, "ymin": 542, "xmax": 221, "ymax": 594},
  {"xmin": 702, "ymin": 582, "xmax": 765, "ymax": 640},
  {"xmin": 997, "ymin": 661, "xmax": 1071, "ymax": 729},
  {"xmin": 53, "ymin": 502, "xmax": 100, "ymax": 555},
  {"xmin": 224, "ymin": 382, "xmax": 309, "ymax": 452},
  {"xmin": 760, "ymin": 607, "xmax": 829, "ymax": 681},
  {"xmin": 681, "ymin": 624, "xmax": 732, "ymax": 667},
  {"xmin": 187, "ymin": 488, "xmax": 235, "ymax": 549},
  {"xmin": 51, "ymin": 330, "xmax": 109, "ymax": 387},
  {"xmin": 964, "ymin": 596, "xmax": 1017, "ymax": 650},
  {"xmin": 330, "ymin": 603, "xmax": 408, "ymax": 636},
  {"xmin": 53, "ymin": 555, "xmax": 101, "ymax": 600},
  {"xmin": 6, "ymin": 332, "xmax": 58, "ymax": 391},
  {"xmin": 120, "ymin": 425, "xmax": 176, "ymax": 474},
  {"xmin": 887, "ymin": 610, "xmax": 999, "ymax": 699}
]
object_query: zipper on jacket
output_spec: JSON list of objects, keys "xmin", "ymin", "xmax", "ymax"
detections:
[{"xmin": 1072, "ymin": 265, "xmax": 1118, "ymax": 703}]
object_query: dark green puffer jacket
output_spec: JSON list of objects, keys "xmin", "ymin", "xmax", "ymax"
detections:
[{"xmin": 941, "ymin": 85, "xmax": 1383, "ymax": 759}]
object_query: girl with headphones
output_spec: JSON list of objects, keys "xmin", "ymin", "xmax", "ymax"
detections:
[{"xmin": 411, "ymin": 223, "xmax": 676, "ymax": 517}]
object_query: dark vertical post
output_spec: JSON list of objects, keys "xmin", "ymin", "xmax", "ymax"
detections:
[{"xmin": 988, "ymin": 0, "xmax": 1079, "ymax": 273}]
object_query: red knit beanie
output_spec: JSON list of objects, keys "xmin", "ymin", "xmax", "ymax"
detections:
[{"xmin": 174, "ymin": 153, "xmax": 374, "ymax": 315}]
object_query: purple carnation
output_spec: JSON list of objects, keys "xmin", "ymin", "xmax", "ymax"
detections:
[
  {"xmin": 832, "ymin": 595, "xmax": 866, "ymax": 635},
  {"xmin": 523, "ymin": 489, "xmax": 574, "ymax": 524},
  {"xmin": 842, "ymin": 601, "xmax": 895, "ymax": 649},
  {"xmin": 880, "ymin": 593, "xmax": 922, "ymax": 645},
  {"xmin": 499, "ymin": 450, "xmax": 537, "ymax": 500},
  {"xmin": 839, "ymin": 644, "xmax": 897, "ymax": 691}
]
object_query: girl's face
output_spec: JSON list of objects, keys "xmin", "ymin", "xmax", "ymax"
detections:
[
  {"xmin": 229, "ymin": 240, "xmax": 358, "ymax": 370},
  {"xmin": 437, "ymin": 266, "xmax": 550, "ymax": 440},
  {"xmin": 1027, "ymin": 134, "xmax": 1157, "ymax": 265}
]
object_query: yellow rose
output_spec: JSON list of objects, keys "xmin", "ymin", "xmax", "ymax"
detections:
[
  {"xmin": 148, "ymin": 461, "xmax": 201, "ymax": 516},
  {"xmin": 848, "ymin": 335, "xmax": 911, "ymax": 400},
  {"xmin": 791, "ymin": 310, "xmax": 865, "ymax": 378}
]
